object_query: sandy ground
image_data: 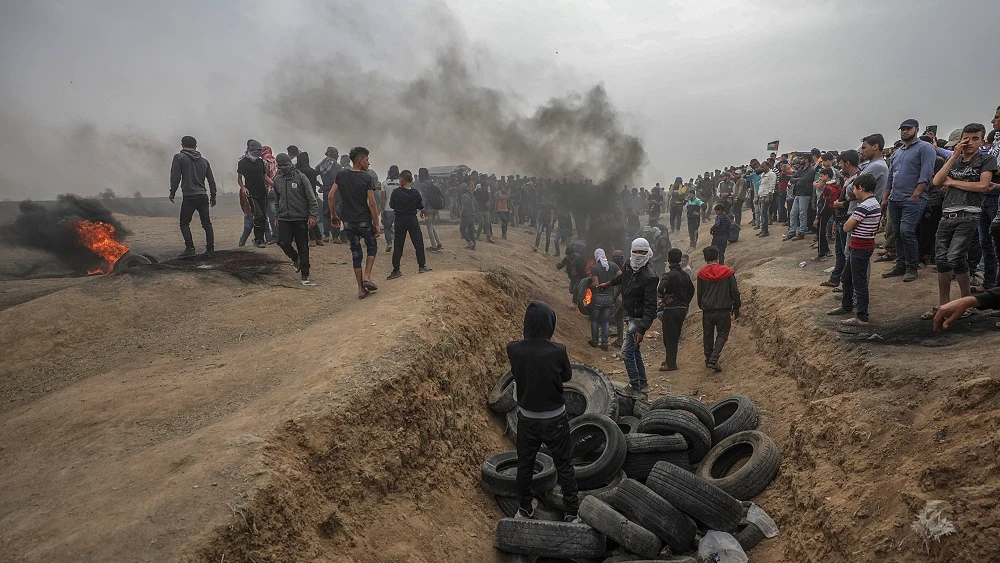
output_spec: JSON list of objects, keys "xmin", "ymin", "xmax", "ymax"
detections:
[{"xmin": 1, "ymin": 209, "xmax": 998, "ymax": 562}]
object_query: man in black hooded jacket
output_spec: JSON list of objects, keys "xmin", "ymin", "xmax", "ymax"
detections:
[{"xmin": 507, "ymin": 301, "xmax": 580, "ymax": 522}]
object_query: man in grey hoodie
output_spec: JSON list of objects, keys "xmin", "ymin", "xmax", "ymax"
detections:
[
  {"xmin": 273, "ymin": 153, "xmax": 320, "ymax": 286},
  {"xmin": 169, "ymin": 135, "xmax": 218, "ymax": 258}
]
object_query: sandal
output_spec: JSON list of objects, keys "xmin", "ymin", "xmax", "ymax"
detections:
[
  {"xmin": 358, "ymin": 289, "xmax": 371, "ymax": 300},
  {"xmin": 363, "ymin": 280, "xmax": 379, "ymax": 292},
  {"xmin": 840, "ymin": 317, "xmax": 870, "ymax": 326},
  {"xmin": 920, "ymin": 307, "xmax": 939, "ymax": 321}
]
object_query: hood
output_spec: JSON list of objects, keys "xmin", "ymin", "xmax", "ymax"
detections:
[
  {"xmin": 296, "ymin": 151, "xmax": 310, "ymax": 168},
  {"xmin": 325, "ymin": 146, "xmax": 339, "ymax": 158},
  {"xmin": 697, "ymin": 263, "xmax": 735, "ymax": 283},
  {"xmin": 523, "ymin": 301, "xmax": 556, "ymax": 340},
  {"xmin": 181, "ymin": 149, "xmax": 202, "ymax": 160},
  {"xmin": 418, "ymin": 167, "xmax": 430, "ymax": 181},
  {"xmin": 388, "ymin": 165, "xmax": 400, "ymax": 179}
]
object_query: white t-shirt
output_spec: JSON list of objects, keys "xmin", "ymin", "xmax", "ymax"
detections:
[{"xmin": 383, "ymin": 179, "xmax": 401, "ymax": 212}]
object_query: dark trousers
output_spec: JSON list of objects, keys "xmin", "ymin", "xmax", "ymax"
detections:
[
  {"xmin": 777, "ymin": 192, "xmax": 788, "ymax": 222},
  {"xmin": 669, "ymin": 205, "xmax": 682, "ymax": 232},
  {"xmin": 249, "ymin": 194, "xmax": 268, "ymax": 244},
  {"xmin": 517, "ymin": 412, "xmax": 579, "ymax": 516},
  {"xmin": 702, "ymin": 309, "xmax": 731, "ymax": 365},
  {"xmin": 818, "ymin": 208, "xmax": 833, "ymax": 257},
  {"xmin": 460, "ymin": 216, "xmax": 477, "ymax": 245},
  {"xmin": 830, "ymin": 218, "xmax": 847, "ymax": 283},
  {"xmin": 712, "ymin": 237, "xmax": 728, "ymax": 265},
  {"xmin": 759, "ymin": 198, "xmax": 770, "ymax": 234},
  {"xmin": 687, "ymin": 216, "xmax": 699, "ymax": 247},
  {"xmin": 660, "ymin": 308, "xmax": 687, "ymax": 369},
  {"xmin": 979, "ymin": 197, "xmax": 998, "ymax": 286},
  {"xmin": 918, "ymin": 204, "xmax": 942, "ymax": 265},
  {"xmin": 391, "ymin": 214, "xmax": 426, "ymax": 270},
  {"xmin": 498, "ymin": 210, "xmax": 510, "ymax": 238},
  {"xmin": 535, "ymin": 223, "xmax": 552, "ymax": 252},
  {"xmin": 277, "ymin": 220, "xmax": 310, "ymax": 277},
  {"xmin": 179, "ymin": 195, "xmax": 214, "ymax": 251},
  {"xmin": 841, "ymin": 247, "xmax": 873, "ymax": 322}
]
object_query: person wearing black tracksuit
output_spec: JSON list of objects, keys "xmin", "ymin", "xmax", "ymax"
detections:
[
  {"xmin": 387, "ymin": 170, "xmax": 432, "ymax": 279},
  {"xmin": 272, "ymin": 153, "xmax": 320, "ymax": 285},
  {"xmin": 658, "ymin": 248, "xmax": 695, "ymax": 371},
  {"xmin": 508, "ymin": 301, "xmax": 580, "ymax": 522}
]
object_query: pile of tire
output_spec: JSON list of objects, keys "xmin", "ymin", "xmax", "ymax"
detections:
[{"xmin": 486, "ymin": 365, "xmax": 781, "ymax": 560}]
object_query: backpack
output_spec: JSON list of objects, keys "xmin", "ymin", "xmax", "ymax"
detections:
[{"xmin": 425, "ymin": 182, "xmax": 446, "ymax": 210}]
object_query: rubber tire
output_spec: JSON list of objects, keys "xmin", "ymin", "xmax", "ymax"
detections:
[
  {"xmin": 625, "ymin": 433, "xmax": 687, "ymax": 454},
  {"xmin": 710, "ymin": 396, "xmax": 759, "ymax": 444},
  {"xmin": 735, "ymin": 521, "xmax": 767, "ymax": 552},
  {"xmin": 633, "ymin": 399, "xmax": 651, "ymax": 419},
  {"xmin": 506, "ymin": 410, "xmax": 519, "ymax": 443},
  {"xmin": 566, "ymin": 363, "xmax": 619, "ymax": 421},
  {"xmin": 609, "ymin": 478, "xmax": 698, "ymax": 554},
  {"xmin": 696, "ymin": 430, "xmax": 780, "ymax": 501},
  {"xmin": 575, "ymin": 278, "xmax": 593, "ymax": 316},
  {"xmin": 636, "ymin": 410, "xmax": 712, "ymax": 464},
  {"xmin": 616, "ymin": 416, "xmax": 640, "ymax": 436},
  {"xmin": 617, "ymin": 393, "xmax": 636, "ymax": 418},
  {"xmin": 545, "ymin": 470, "xmax": 626, "ymax": 511},
  {"xmin": 570, "ymin": 414, "xmax": 628, "ymax": 490},
  {"xmin": 622, "ymin": 450, "xmax": 691, "ymax": 482},
  {"xmin": 578, "ymin": 496, "xmax": 662, "ymax": 559},
  {"xmin": 482, "ymin": 451, "xmax": 558, "ymax": 496},
  {"xmin": 645, "ymin": 461, "xmax": 743, "ymax": 533},
  {"xmin": 495, "ymin": 518, "xmax": 607, "ymax": 559},
  {"xmin": 603, "ymin": 557, "xmax": 697, "ymax": 563},
  {"xmin": 495, "ymin": 494, "xmax": 519, "ymax": 517},
  {"xmin": 649, "ymin": 395, "xmax": 715, "ymax": 429},
  {"xmin": 489, "ymin": 371, "xmax": 517, "ymax": 413}
]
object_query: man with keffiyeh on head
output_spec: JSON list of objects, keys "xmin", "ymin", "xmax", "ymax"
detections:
[
  {"xmin": 587, "ymin": 248, "xmax": 620, "ymax": 351},
  {"xmin": 596, "ymin": 238, "xmax": 659, "ymax": 398},
  {"xmin": 237, "ymin": 139, "xmax": 272, "ymax": 248}
]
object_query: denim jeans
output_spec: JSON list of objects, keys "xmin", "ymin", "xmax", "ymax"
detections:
[
  {"xmin": 979, "ymin": 197, "xmax": 998, "ymax": 287},
  {"xmin": 382, "ymin": 210, "xmax": 395, "ymax": 246},
  {"xmin": 344, "ymin": 222, "xmax": 378, "ymax": 269},
  {"xmin": 239, "ymin": 212, "xmax": 254, "ymax": 246},
  {"xmin": 477, "ymin": 211, "xmax": 493, "ymax": 239},
  {"xmin": 789, "ymin": 195, "xmax": 810, "ymax": 235},
  {"xmin": 935, "ymin": 214, "xmax": 979, "ymax": 274},
  {"xmin": 535, "ymin": 223, "xmax": 552, "ymax": 252},
  {"xmin": 841, "ymin": 246, "xmax": 874, "ymax": 322},
  {"xmin": 425, "ymin": 210, "xmax": 442, "ymax": 248},
  {"xmin": 889, "ymin": 198, "xmax": 926, "ymax": 270},
  {"xmin": 620, "ymin": 319, "xmax": 647, "ymax": 392},
  {"xmin": 589, "ymin": 304, "xmax": 611, "ymax": 345},
  {"xmin": 758, "ymin": 197, "xmax": 770, "ymax": 234},
  {"xmin": 830, "ymin": 217, "xmax": 847, "ymax": 283}
]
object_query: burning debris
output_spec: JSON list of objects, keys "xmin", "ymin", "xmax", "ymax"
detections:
[{"xmin": 0, "ymin": 195, "xmax": 133, "ymax": 275}]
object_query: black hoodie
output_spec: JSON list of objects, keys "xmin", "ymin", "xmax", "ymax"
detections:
[{"xmin": 506, "ymin": 301, "xmax": 573, "ymax": 414}]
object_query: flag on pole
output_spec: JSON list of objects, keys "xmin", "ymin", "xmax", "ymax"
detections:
[{"xmin": 766, "ymin": 140, "xmax": 780, "ymax": 151}]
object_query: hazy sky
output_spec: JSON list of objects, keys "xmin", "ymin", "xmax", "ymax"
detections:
[{"xmin": 1, "ymin": 0, "xmax": 996, "ymax": 199}]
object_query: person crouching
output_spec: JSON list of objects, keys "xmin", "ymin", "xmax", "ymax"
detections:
[
  {"xmin": 273, "ymin": 153, "xmax": 320, "ymax": 286},
  {"xmin": 508, "ymin": 301, "xmax": 581, "ymax": 523}
]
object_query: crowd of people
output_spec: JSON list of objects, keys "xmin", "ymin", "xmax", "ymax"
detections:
[{"xmin": 167, "ymin": 104, "xmax": 1000, "ymax": 396}]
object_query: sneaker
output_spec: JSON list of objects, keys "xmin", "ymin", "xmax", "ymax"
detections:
[
  {"xmin": 841, "ymin": 317, "xmax": 870, "ymax": 326},
  {"xmin": 418, "ymin": 266, "xmax": 433, "ymax": 274},
  {"xmin": 387, "ymin": 270, "xmax": 402, "ymax": 280},
  {"xmin": 177, "ymin": 247, "xmax": 197, "ymax": 258},
  {"xmin": 564, "ymin": 514, "xmax": 582, "ymax": 524},
  {"xmin": 544, "ymin": 251, "xmax": 550, "ymax": 256},
  {"xmin": 292, "ymin": 258, "xmax": 301, "ymax": 272},
  {"xmin": 610, "ymin": 339, "xmax": 622, "ymax": 348},
  {"xmin": 882, "ymin": 267, "xmax": 905, "ymax": 278},
  {"xmin": 707, "ymin": 362, "xmax": 723, "ymax": 372},
  {"xmin": 600, "ymin": 344, "xmax": 609, "ymax": 352},
  {"xmin": 532, "ymin": 247, "xmax": 538, "ymax": 252},
  {"xmin": 819, "ymin": 280, "xmax": 838, "ymax": 288},
  {"xmin": 795, "ymin": 234, "xmax": 805, "ymax": 240},
  {"xmin": 315, "ymin": 239, "xmax": 325, "ymax": 246},
  {"xmin": 639, "ymin": 384, "xmax": 650, "ymax": 394},
  {"xmin": 515, "ymin": 508, "xmax": 534, "ymax": 519},
  {"xmin": 760, "ymin": 232, "xmax": 770, "ymax": 237},
  {"xmin": 588, "ymin": 340, "xmax": 598, "ymax": 348},
  {"xmin": 903, "ymin": 269, "xmax": 918, "ymax": 282},
  {"xmin": 300, "ymin": 278, "xmax": 317, "ymax": 287},
  {"xmin": 254, "ymin": 241, "xmax": 266, "ymax": 248},
  {"xmin": 832, "ymin": 287, "xmax": 843, "ymax": 293},
  {"xmin": 554, "ymin": 252, "xmax": 561, "ymax": 257},
  {"xmin": 203, "ymin": 249, "xmax": 215, "ymax": 259},
  {"xmin": 827, "ymin": 306, "xmax": 851, "ymax": 315}
]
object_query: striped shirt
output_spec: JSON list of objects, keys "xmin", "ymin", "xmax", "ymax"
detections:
[{"xmin": 849, "ymin": 196, "xmax": 881, "ymax": 250}]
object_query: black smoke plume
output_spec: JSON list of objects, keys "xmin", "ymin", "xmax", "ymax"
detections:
[{"xmin": 0, "ymin": 195, "xmax": 130, "ymax": 272}]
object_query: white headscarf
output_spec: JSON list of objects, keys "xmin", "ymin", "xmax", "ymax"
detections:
[
  {"xmin": 594, "ymin": 248, "xmax": 609, "ymax": 271},
  {"xmin": 630, "ymin": 238, "xmax": 651, "ymax": 269}
]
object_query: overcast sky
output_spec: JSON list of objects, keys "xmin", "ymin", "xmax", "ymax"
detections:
[{"xmin": 1, "ymin": 0, "xmax": 996, "ymax": 199}]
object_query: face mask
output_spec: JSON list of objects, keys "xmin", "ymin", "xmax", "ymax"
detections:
[{"xmin": 279, "ymin": 165, "xmax": 295, "ymax": 178}]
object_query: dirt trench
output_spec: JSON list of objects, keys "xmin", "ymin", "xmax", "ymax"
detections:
[{"xmin": 188, "ymin": 269, "xmax": 530, "ymax": 563}]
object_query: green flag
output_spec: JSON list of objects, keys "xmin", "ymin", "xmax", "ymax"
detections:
[{"xmin": 766, "ymin": 140, "xmax": 780, "ymax": 151}]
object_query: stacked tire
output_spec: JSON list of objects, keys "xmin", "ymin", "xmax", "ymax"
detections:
[{"xmin": 487, "ymin": 367, "xmax": 781, "ymax": 559}]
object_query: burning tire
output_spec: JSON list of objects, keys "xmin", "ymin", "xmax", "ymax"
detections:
[
  {"xmin": 112, "ymin": 251, "xmax": 156, "ymax": 274},
  {"xmin": 575, "ymin": 278, "xmax": 593, "ymax": 316}
]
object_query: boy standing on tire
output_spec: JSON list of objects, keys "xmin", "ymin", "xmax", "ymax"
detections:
[{"xmin": 507, "ymin": 301, "xmax": 581, "ymax": 523}]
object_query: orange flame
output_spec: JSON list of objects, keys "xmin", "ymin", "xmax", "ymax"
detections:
[
  {"xmin": 583, "ymin": 288, "xmax": 593, "ymax": 306},
  {"xmin": 74, "ymin": 220, "xmax": 129, "ymax": 275}
]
